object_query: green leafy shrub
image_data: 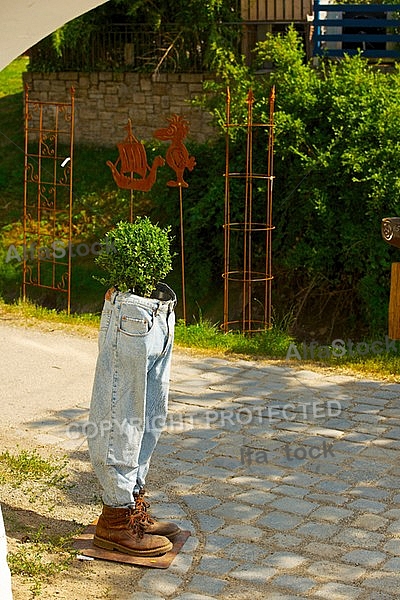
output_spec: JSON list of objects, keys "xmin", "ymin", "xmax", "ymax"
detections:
[
  {"xmin": 94, "ymin": 217, "xmax": 174, "ymax": 297},
  {"xmin": 198, "ymin": 27, "xmax": 400, "ymax": 338}
]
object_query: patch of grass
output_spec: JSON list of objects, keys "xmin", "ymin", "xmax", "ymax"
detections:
[
  {"xmin": 0, "ymin": 446, "xmax": 80, "ymax": 597},
  {"xmin": 174, "ymin": 318, "xmax": 294, "ymax": 359},
  {"xmin": 0, "ymin": 297, "xmax": 100, "ymax": 334},
  {"xmin": 174, "ymin": 318, "xmax": 400, "ymax": 379},
  {"xmin": 8, "ymin": 527, "xmax": 76, "ymax": 598},
  {"xmin": 1, "ymin": 449, "xmax": 78, "ymax": 597},
  {"xmin": 0, "ymin": 57, "xmax": 28, "ymax": 97},
  {"xmin": 0, "ymin": 449, "xmax": 68, "ymax": 487},
  {"xmin": 330, "ymin": 350, "xmax": 400, "ymax": 379},
  {"xmin": 283, "ymin": 338, "xmax": 400, "ymax": 380}
]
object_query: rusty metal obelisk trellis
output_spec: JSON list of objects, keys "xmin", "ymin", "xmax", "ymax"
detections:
[
  {"xmin": 222, "ymin": 87, "xmax": 275, "ymax": 334},
  {"xmin": 23, "ymin": 86, "xmax": 75, "ymax": 313}
]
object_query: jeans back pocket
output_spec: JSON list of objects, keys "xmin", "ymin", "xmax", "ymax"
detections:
[{"xmin": 119, "ymin": 308, "xmax": 153, "ymax": 336}]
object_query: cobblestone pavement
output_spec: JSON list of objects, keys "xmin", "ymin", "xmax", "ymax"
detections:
[{"xmin": 2, "ymin": 324, "xmax": 400, "ymax": 599}]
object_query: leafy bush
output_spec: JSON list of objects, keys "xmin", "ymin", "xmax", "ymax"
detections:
[
  {"xmin": 0, "ymin": 244, "xmax": 22, "ymax": 301},
  {"xmin": 198, "ymin": 27, "xmax": 400, "ymax": 338},
  {"xmin": 94, "ymin": 217, "xmax": 174, "ymax": 297}
]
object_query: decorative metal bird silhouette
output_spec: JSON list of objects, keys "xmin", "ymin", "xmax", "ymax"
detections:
[{"xmin": 154, "ymin": 114, "xmax": 196, "ymax": 188}]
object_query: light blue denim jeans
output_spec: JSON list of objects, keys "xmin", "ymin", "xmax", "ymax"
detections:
[{"xmin": 88, "ymin": 283, "xmax": 176, "ymax": 507}]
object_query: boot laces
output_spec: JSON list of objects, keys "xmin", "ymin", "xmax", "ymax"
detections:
[
  {"xmin": 127, "ymin": 510, "xmax": 148, "ymax": 538},
  {"xmin": 133, "ymin": 490, "xmax": 155, "ymax": 526}
]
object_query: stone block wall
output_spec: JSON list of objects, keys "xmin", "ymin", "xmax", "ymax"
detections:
[{"xmin": 23, "ymin": 71, "xmax": 215, "ymax": 146}]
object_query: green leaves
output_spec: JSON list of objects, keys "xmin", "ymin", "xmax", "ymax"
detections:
[{"xmin": 94, "ymin": 217, "xmax": 174, "ymax": 297}]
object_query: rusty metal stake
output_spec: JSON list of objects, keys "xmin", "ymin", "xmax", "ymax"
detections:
[
  {"xmin": 178, "ymin": 185, "xmax": 187, "ymax": 323},
  {"xmin": 154, "ymin": 115, "xmax": 196, "ymax": 324},
  {"xmin": 382, "ymin": 217, "xmax": 400, "ymax": 339}
]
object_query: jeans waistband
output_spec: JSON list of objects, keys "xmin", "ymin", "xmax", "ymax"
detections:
[{"xmin": 111, "ymin": 284, "xmax": 176, "ymax": 314}]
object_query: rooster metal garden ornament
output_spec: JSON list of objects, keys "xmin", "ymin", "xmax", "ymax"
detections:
[{"xmin": 154, "ymin": 115, "xmax": 196, "ymax": 187}]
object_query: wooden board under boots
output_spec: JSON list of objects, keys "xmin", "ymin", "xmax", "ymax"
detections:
[{"xmin": 73, "ymin": 521, "xmax": 191, "ymax": 569}]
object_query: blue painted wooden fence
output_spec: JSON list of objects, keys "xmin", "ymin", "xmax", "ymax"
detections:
[{"xmin": 313, "ymin": 2, "xmax": 400, "ymax": 58}]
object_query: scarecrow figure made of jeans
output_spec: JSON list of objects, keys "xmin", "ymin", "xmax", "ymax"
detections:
[{"xmin": 88, "ymin": 283, "xmax": 181, "ymax": 557}]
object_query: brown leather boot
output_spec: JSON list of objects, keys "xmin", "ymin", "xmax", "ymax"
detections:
[
  {"xmin": 133, "ymin": 488, "xmax": 181, "ymax": 541},
  {"xmin": 93, "ymin": 504, "xmax": 173, "ymax": 557}
]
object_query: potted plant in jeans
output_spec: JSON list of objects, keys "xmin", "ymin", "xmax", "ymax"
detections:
[{"xmin": 88, "ymin": 217, "xmax": 180, "ymax": 557}]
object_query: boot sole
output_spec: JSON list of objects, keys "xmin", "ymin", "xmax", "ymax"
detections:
[
  {"xmin": 165, "ymin": 528, "xmax": 182, "ymax": 542},
  {"xmin": 93, "ymin": 535, "xmax": 173, "ymax": 557}
]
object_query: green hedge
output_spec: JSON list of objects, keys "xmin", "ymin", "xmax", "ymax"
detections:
[{"xmin": 195, "ymin": 27, "xmax": 400, "ymax": 339}]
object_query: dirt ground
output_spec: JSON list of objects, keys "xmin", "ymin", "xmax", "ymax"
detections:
[
  {"xmin": 1, "ymin": 408, "xmax": 185, "ymax": 600},
  {"xmin": 0, "ymin": 314, "xmax": 138, "ymax": 598},
  {"xmin": 0, "ymin": 315, "xmax": 197, "ymax": 600}
]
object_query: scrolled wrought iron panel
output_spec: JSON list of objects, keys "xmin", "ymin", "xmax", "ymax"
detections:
[{"xmin": 23, "ymin": 86, "xmax": 75, "ymax": 313}]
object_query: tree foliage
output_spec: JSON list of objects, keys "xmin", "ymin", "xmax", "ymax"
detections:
[{"xmin": 30, "ymin": 0, "xmax": 241, "ymax": 72}]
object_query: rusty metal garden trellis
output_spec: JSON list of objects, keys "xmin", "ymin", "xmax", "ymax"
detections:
[
  {"xmin": 23, "ymin": 86, "xmax": 75, "ymax": 313},
  {"xmin": 222, "ymin": 87, "xmax": 275, "ymax": 334}
]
